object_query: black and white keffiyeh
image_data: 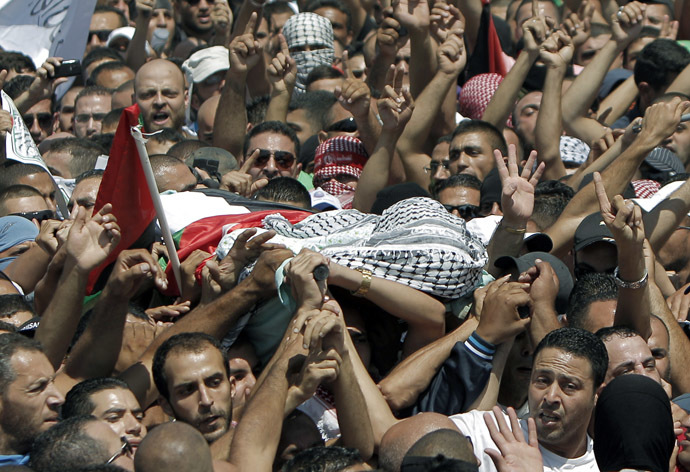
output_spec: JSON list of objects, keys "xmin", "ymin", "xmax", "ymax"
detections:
[{"xmin": 282, "ymin": 13, "xmax": 335, "ymax": 92}]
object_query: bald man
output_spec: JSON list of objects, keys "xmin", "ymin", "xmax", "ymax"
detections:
[
  {"xmin": 134, "ymin": 59, "xmax": 188, "ymax": 135},
  {"xmin": 134, "ymin": 422, "xmax": 213, "ymax": 472},
  {"xmin": 378, "ymin": 412, "xmax": 466, "ymax": 472},
  {"xmin": 149, "ymin": 154, "xmax": 198, "ymax": 193}
]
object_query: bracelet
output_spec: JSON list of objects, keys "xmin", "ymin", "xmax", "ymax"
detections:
[
  {"xmin": 502, "ymin": 225, "xmax": 526, "ymax": 234},
  {"xmin": 613, "ymin": 266, "xmax": 648, "ymax": 290},
  {"xmin": 351, "ymin": 268, "xmax": 372, "ymax": 297}
]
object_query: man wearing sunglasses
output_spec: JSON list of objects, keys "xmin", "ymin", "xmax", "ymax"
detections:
[
  {"xmin": 87, "ymin": 6, "xmax": 128, "ymax": 54},
  {"xmin": 0, "ymin": 185, "xmax": 53, "ymax": 221},
  {"xmin": 242, "ymin": 121, "xmax": 301, "ymax": 182},
  {"xmin": 23, "ymin": 98, "xmax": 54, "ymax": 146},
  {"xmin": 73, "ymin": 86, "xmax": 113, "ymax": 139},
  {"xmin": 433, "ymin": 174, "xmax": 482, "ymax": 222}
]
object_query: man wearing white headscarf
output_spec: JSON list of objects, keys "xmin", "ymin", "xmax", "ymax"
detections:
[{"xmin": 282, "ymin": 13, "xmax": 335, "ymax": 92}]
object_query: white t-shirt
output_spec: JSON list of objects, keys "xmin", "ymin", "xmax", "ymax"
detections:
[{"xmin": 449, "ymin": 410, "xmax": 599, "ymax": 472}]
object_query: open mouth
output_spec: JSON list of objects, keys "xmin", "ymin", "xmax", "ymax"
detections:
[
  {"xmin": 152, "ymin": 111, "xmax": 170, "ymax": 126},
  {"xmin": 539, "ymin": 412, "xmax": 560, "ymax": 425},
  {"xmin": 198, "ymin": 14, "xmax": 211, "ymax": 24}
]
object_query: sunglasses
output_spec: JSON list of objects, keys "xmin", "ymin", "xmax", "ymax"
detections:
[
  {"xmin": 107, "ymin": 437, "xmax": 134, "ymax": 465},
  {"xmin": 442, "ymin": 204, "xmax": 479, "ymax": 220},
  {"xmin": 253, "ymin": 149, "xmax": 296, "ymax": 171},
  {"xmin": 74, "ymin": 113, "xmax": 107, "ymax": 123},
  {"xmin": 424, "ymin": 160, "xmax": 451, "ymax": 174},
  {"xmin": 325, "ymin": 117, "xmax": 357, "ymax": 133},
  {"xmin": 10, "ymin": 210, "xmax": 55, "ymax": 223},
  {"xmin": 23, "ymin": 113, "xmax": 52, "ymax": 129},
  {"xmin": 88, "ymin": 30, "xmax": 112, "ymax": 43}
]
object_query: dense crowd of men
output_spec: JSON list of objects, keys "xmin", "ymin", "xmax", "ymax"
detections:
[{"xmin": 0, "ymin": 0, "xmax": 689, "ymax": 470}]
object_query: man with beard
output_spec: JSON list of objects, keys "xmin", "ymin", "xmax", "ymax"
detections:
[
  {"xmin": 152, "ymin": 333, "xmax": 235, "ymax": 448},
  {"xmin": 134, "ymin": 59, "xmax": 188, "ymax": 136},
  {"xmin": 0, "ymin": 334, "xmax": 64, "ymax": 466},
  {"xmin": 451, "ymin": 328, "xmax": 606, "ymax": 472}
]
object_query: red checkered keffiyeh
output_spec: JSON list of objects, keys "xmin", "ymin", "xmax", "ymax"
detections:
[
  {"xmin": 313, "ymin": 136, "xmax": 368, "ymax": 208},
  {"xmin": 632, "ymin": 179, "xmax": 661, "ymax": 198},
  {"xmin": 458, "ymin": 73, "xmax": 503, "ymax": 120}
]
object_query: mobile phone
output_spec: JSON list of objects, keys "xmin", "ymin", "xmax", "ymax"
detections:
[{"xmin": 53, "ymin": 60, "xmax": 82, "ymax": 78}]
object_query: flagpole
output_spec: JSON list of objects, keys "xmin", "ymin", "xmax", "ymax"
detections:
[{"xmin": 131, "ymin": 127, "xmax": 183, "ymax": 293}]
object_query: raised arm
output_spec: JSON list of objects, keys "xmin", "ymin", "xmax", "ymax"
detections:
[
  {"xmin": 353, "ymin": 65, "xmax": 413, "ymax": 212},
  {"xmin": 213, "ymin": 13, "xmax": 263, "ymax": 158},
  {"xmin": 395, "ymin": 26, "xmax": 466, "ymax": 189},
  {"xmin": 535, "ymin": 31, "xmax": 574, "ymax": 181},
  {"xmin": 393, "ymin": 0, "xmax": 436, "ymax": 97},
  {"xmin": 264, "ymin": 35, "xmax": 296, "ymax": 123},
  {"xmin": 126, "ymin": 0, "xmax": 154, "ymax": 72}
]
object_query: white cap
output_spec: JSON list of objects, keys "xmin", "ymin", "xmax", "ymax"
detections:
[
  {"xmin": 181, "ymin": 46, "xmax": 230, "ymax": 84},
  {"xmin": 310, "ymin": 188, "xmax": 342, "ymax": 211},
  {"xmin": 106, "ymin": 27, "xmax": 152, "ymax": 56}
]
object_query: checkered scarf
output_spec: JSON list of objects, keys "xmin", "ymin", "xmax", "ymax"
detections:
[
  {"xmin": 560, "ymin": 136, "xmax": 590, "ymax": 166},
  {"xmin": 282, "ymin": 13, "xmax": 335, "ymax": 92},
  {"xmin": 458, "ymin": 73, "xmax": 503, "ymax": 120},
  {"xmin": 632, "ymin": 179, "xmax": 661, "ymax": 198}
]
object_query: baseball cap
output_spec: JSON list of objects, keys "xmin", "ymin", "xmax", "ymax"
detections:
[
  {"xmin": 574, "ymin": 213, "xmax": 616, "ymax": 252},
  {"xmin": 494, "ymin": 251, "xmax": 574, "ymax": 313},
  {"xmin": 310, "ymin": 187, "xmax": 342, "ymax": 211}
]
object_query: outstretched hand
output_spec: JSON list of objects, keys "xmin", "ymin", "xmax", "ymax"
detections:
[
  {"xmin": 484, "ymin": 406, "xmax": 543, "ymax": 472},
  {"xmin": 65, "ymin": 203, "xmax": 121, "ymax": 272},
  {"xmin": 495, "ymin": 144, "xmax": 544, "ymax": 227},
  {"xmin": 593, "ymin": 171, "xmax": 644, "ymax": 247}
]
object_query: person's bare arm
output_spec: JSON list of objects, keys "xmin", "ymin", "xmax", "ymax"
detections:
[
  {"xmin": 264, "ymin": 35, "xmax": 296, "ymax": 123},
  {"xmin": 394, "ymin": 0, "xmax": 436, "ymax": 98},
  {"xmin": 213, "ymin": 14, "xmax": 262, "ymax": 158},
  {"xmin": 546, "ymin": 97, "xmax": 690, "ymax": 258},
  {"xmin": 535, "ymin": 31, "xmax": 573, "ymax": 181},
  {"xmin": 126, "ymin": 0, "xmax": 153, "ymax": 72},
  {"xmin": 366, "ymin": 11, "xmax": 402, "ymax": 93},
  {"xmin": 668, "ymin": 62, "xmax": 690, "ymax": 97},
  {"xmin": 561, "ymin": 2, "xmax": 644, "ymax": 140},
  {"xmin": 594, "ymin": 173, "xmax": 651, "ymax": 339},
  {"xmin": 353, "ymin": 65, "xmax": 413, "ymax": 212},
  {"xmin": 454, "ymin": 0, "xmax": 481, "ymax": 53},
  {"xmin": 35, "ymin": 206, "xmax": 120, "ymax": 370},
  {"xmin": 334, "ymin": 78, "xmax": 381, "ymax": 155},
  {"xmin": 481, "ymin": 3, "xmax": 545, "ymax": 129},
  {"xmin": 597, "ymin": 75, "xmax": 638, "ymax": 126},
  {"xmin": 395, "ymin": 26, "xmax": 466, "ymax": 189},
  {"xmin": 565, "ymin": 128, "xmax": 623, "ymax": 191},
  {"xmin": 120, "ymin": 248, "xmax": 293, "ymax": 409},
  {"xmin": 486, "ymin": 147, "xmax": 545, "ymax": 277}
]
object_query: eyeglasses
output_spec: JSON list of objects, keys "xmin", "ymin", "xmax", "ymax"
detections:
[
  {"xmin": 23, "ymin": 113, "xmax": 52, "ymax": 129},
  {"xmin": 325, "ymin": 117, "xmax": 357, "ymax": 133},
  {"xmin": 74, "ymin": 113, "xmax": 107, "ymax": 123},
  {"xmin": 9, "ymin": 210, "xmax": 55, "ymax": 223},
  {"xmin": 253, "ymin": 149, "xmax": 296, "ymax": 171},
  {"xmin": 424, "ymin": 160, "xmax": 451, "ymax": 174},
  {"xmin": 442, "ymin": 204, "xmax": 479, "ymax": 220},
  {"xmin": 106, "ymin": 437, "xmax": 133, "ymax": 465},
  {"xmin": 88, "ymin": 30, "xmax": 112, "ymax": 43}
]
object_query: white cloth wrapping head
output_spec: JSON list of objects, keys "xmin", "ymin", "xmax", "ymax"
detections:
[{"xmin": 282, "ymin": 13, "xmax": 335, "ymax": 92}]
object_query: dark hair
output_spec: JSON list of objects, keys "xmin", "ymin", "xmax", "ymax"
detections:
[
  {"xmin": 88, "ymin": 62, "xmax": 132, "ymax": 88},
  {"xmin": 0, "ymin": 51, "xmax": 36, "ymax": 74},
  {"xmin": 43, "ymin": 137, "xmax": 106, "ymax": 178},
  {"xmin": 289, "ymin": 91, "xmax": 338, "ymax": 132},
  {"xmin": 533, "ymin": 327, "xmax": 608, "ymax": 388},
  {"xmin": 306, "ymin": 0, "xmax": 353, "ymax": 32},
  {"xmin": 305, "ymin": 65, "xmax": 344, "ymax": 89},
  {"xmin": 114, "ymin": 79, "xmax": 134, "ymax": 94},
  {"xmin": 82, "ymin": 47, "xmax": 122, "ymax": 75},
  {"xmin": 29, "ymin": 415, "xmax": 110, "ymax": 472},
  {"xmin": 0, "ymin": 333, "xmax": 43, "ymax": 394},
  {"xmin": 167, "ymin": 139, "xmax": 210, "ymax": 161},
  {"xmin": 0, "ymin": 184, "xmax": 44, "ymax": 206},
  {"xmin": 566, "ymin": 273, "xmax": 618, "ymax": 331},
  {"xmin": 62, "ymin": 378, "xmax": 133, "ymax": 419},
  {"xmin": 90, "ymin": 133, "xmax": 115, "ymax": 154},
  {"xmin": 0, "ymin": 162, "xmax": 50, "ymax": 191},
  {"xmin": 103, "ymin": 107, "xmax": 124, "ymax": 130},
  {"xmin": 76, "ymin": 85, "xmax": 113, "ymax": 104},
  {"xmin": 451, "ymin": 120, "xmax": 508, "ymax": 156},
  {"xmin": 148, "ymin": 128, "xmax": 185, "ymax": 145},
  {"xmin": 4, "ymin": 74, "xmax": 36, "ymax": 100},
  {"xmin": 595, "ymin": 325, "xmax": 641, "ymax": 344},
  {"xmin": 254, "ymin": 176, "xmax": 311, "ymax": 208},
  {"xmin": 0, "ymin": 321, "xmax": 18, "ymax": 333},
  {"xmin": 153, "ymin": 332, "xmax": 230, "ymax": 400},
  {"xmin": 93, "ymin": 5, "xmax": 128, "ymax": 28},
  {"xmin": 282, "ymin": 446, "xmax": 363, "ymax": 472},
  {"xmin": 247, "ymin": 95, "xmax": 271, "ymax": 126},
  {"xmin": 76, "ymin": 169, "xmax": 105, "ymax": 184},
  {"xmin": 634, "ymin": 39, "xmax": 690, "ymax": 91},
  {"xmin": 262, "ymin": 1, "xmax": 295, "ymax": 30},
  {"xmin": 244, "ymin": 120, "xmax": 301, "ymax": 158},
  {"xmin": 434, "ymin": 174, "xmax": 482, "ymax": 194},
  {"xmin": 531, "ymin": 180, "xmax": 575, "ymax": 230},
  {"xmin": 0, "ymin": 294, "xmax": 34, "ymax": 320}
]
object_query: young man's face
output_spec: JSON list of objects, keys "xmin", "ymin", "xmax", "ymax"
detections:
[
  {"xmin": 89, "ymin": 387, "xmax": 147, "ymax": 453},
  {"xmin": 245, "ymin": 131, "xmax": 298, "ymax": 182}
]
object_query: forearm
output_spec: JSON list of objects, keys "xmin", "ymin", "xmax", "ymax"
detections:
[
  {"xmin": 63, "ymin": 287, "xmax": 130, "ymax": 382},
  {"xmin": 482, "ymin": 50, "xmax": 537, "ymax": 129},
  {"xmin": 565, "ymin": 138, "xmax": 622, "ymax": 191},
  {"xmin": 229, "ymin": 358, "xmax": 290, "ymax": 471},
  {"xmin": 35, "ymin": 262, "xmax": 88, "ymax": 369},
  {"xmin": 614, "ymin": 242, "xmax": 651, "ymax": 339},
  {"xmin": 331, "ymin": 352, "xmax": 374, "ymax": 460},
  {"xmin": 246, "ymin": 58, "xmax": 272, "ymax": 98},
  {"xmin": 536, "ymin": 66, "xmax": 567, "ymax": 181},
  {"xmin": 409, "ymin": 31, "xmax": 437, "ymax": 98},
  {"xmin": 529, "ymin": 301, "xmax": 561, "ymax": 345},
  {"xmin": 598, "ymin": 75, "xmax": 638, "ymax": 125},
  {"xmin": 467, "ymin": 338, "xmax": 511, "ymax": 411},
  {"xmin": 264, "ymin": 89, "xmax": 291, "ymax": 123},
  {"xmin": 367, "ymin": 51, "xmax": 396, "ymax": 92},
  {"xmin": 353, "ymin": 130, "xmax": 398, "ymax": 212},
  {"xmin": 126, "ymin": 13, "xmax": 151, "ymax": 71},
  {"xmin": 231, "ymin": 0, "xmax": 261, "ymax": 39},
  {"xmin": 33, "ymin": 250, "xmax": 66, "ymax": 315},
  {"xmin": 354, "ymin": 108, "xmax": 382, "ymax": 156},
  {"xmin": 456, "ymin": 0, "xmax": 482, "ymax": 53},
  {"xmin": 562, "ymin": 40, "xmax": 623, "ymax": 122},
  {"xmin": 213, "ymin": 70, "xmax": 248, "ymax": 158},
  {"xmin": 3, "ymin": 245, "xmax": 51, "ymax": 293},
  {"xmin": 378, "ymin": 317, "xmax": 478, "ymax": 411},
  {"xmin": 341, "ymin": 0, "xmax": 368, "ymax": 38}
]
